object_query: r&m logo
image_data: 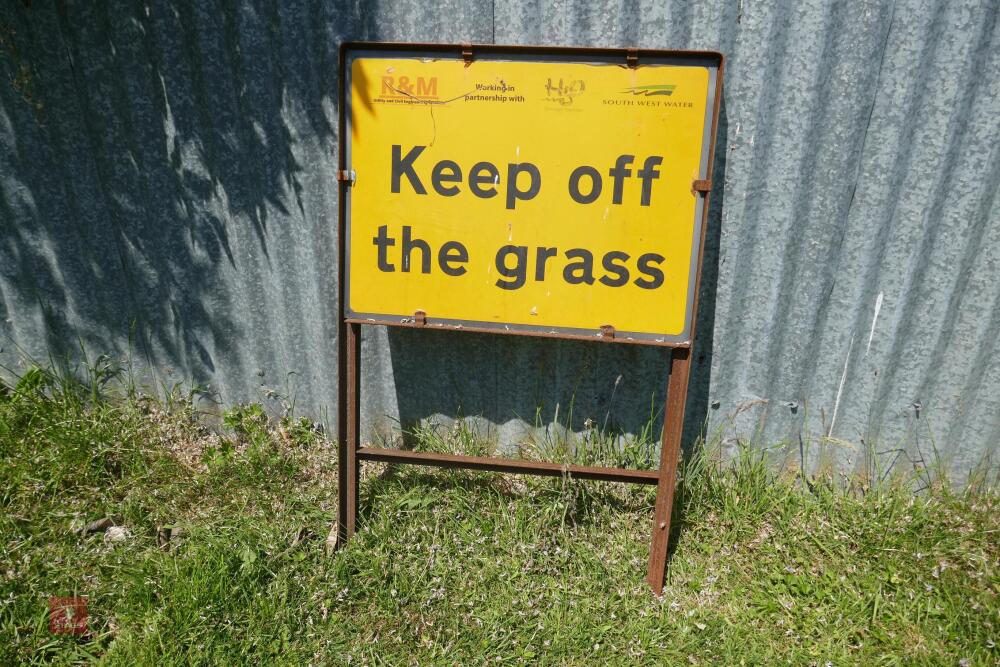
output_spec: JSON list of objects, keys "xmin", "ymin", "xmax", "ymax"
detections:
[
  {"xmin": 380, "ymin": 75, "xmax": 439, "ymax": 100},
  {"xmin": 621, "ymin": 84, "xmax": 676, "ymax": 96}
]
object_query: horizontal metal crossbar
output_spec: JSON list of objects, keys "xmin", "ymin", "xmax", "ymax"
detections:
[
  {"xmin": 356, "ymin": 447, "xmax": 659, "ymax": 484},
  {"xmin": 343, "ymin": 318, "xmax": 691, "ymax": 348}
]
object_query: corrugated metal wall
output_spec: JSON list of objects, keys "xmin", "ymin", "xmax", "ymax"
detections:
[{"xmin": 1, "ymin": 1, "xmax": 997, "ymax": 478}]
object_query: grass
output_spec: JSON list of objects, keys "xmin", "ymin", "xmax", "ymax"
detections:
[{"xmin": 0, "ymin": 365, "xmax": 997, "ymax": 665}]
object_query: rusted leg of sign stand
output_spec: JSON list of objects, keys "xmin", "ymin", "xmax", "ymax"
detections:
[
  {"xmin": 646, "ymin": 347, "xmax": 691, "ymax": 595},
  {"xmin": 337, "ymin": 322, "xmax": 361, "ymax": 542}
]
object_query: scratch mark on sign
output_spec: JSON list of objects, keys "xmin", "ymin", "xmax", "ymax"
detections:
[
  {"xmin": 383, "ymin": 84, "xmax": 474, "ymax": 147},
  {"xmin": 384, "ymin": 84, "xmax": 474, "ymax": 105}
]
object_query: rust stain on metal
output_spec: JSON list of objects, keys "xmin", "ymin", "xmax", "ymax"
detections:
[
  {"xmin": 357, "ymin": 447, "xmax": 660, "ymax": 484},
  {"xmin": 345, "ymin": 317, "xmax": 691, "ymax": 348}
]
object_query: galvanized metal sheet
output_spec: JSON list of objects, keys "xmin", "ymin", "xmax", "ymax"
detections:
[{"xmin": 1, "ymin": 0, "xmax": 998, "ymax": 479}]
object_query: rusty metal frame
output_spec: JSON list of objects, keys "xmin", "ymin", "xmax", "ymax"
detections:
[{"xmin": 337, "ymin": 41, "xmax": 724, "ymax": 596}]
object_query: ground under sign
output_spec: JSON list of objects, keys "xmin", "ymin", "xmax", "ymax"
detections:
[
  {"xmin": 336, "ymin": 43, "xmax": 724, "ymax": 595},
  {"xmin": 345, "ymin": 46, "xmax": 719, "ymax": 344}
]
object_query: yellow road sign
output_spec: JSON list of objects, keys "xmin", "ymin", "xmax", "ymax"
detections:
[{"xmin": 345, "ymin": 48, "xmax": 720, "ymax": 344}]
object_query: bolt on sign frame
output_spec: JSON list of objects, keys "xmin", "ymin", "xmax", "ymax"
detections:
[{"xmin": 336, "ymin": 42, "xmax": 724, "ymax": 595}]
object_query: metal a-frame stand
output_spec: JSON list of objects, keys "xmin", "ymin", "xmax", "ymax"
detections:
[{"xmin": 334, "ymin": 43, "xmax": 723, "ymax": 595}]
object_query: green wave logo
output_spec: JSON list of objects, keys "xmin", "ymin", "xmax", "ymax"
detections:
[{"xmin": 622, "ymin": 84, "xmax": 676, "ymax": 96}]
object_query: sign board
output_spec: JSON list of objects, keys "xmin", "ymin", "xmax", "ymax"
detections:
[
  {"xmin": 344, "ymin": 46, "xmax": 720, "ymax": 345},
  {"xmin": 337, "ymin": 43, "xmax": 724, "ymax": 596}
]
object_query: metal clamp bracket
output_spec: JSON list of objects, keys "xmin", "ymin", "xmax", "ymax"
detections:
[
  {"xmin": 413, "ymin": 310, "xmax": 427, "ymax": 327},
  {"xmin": 626, "ymin": 48, "xmax": 639, "ymax": 69},
  {"xmin": 337, "ymin": 169, "xmax": 356, "ymax": 185},
  {"xmin": 461, "ymin": 43, "xmax": 474, "ymax": 67},
  {"xmin": 600, "ymin": 324, "xmax": 616, "ymax": 340},
  {"xmin": 692, "ymin": 179, "xmax": 712, "ymax": 194}
]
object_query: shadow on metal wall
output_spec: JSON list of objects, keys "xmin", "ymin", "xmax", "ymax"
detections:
[
  {"xmin": 0, "ymin": 1, "xmax": 370, "ymax": 403},
  {"xmin": 2, "ymin": 0, "xmax": 730, "ymax": 458}
]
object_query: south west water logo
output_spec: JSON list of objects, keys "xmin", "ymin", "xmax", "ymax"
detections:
[{"xmin": 621, "ymin": 84, "xmax": 676, "ymax": 96}]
